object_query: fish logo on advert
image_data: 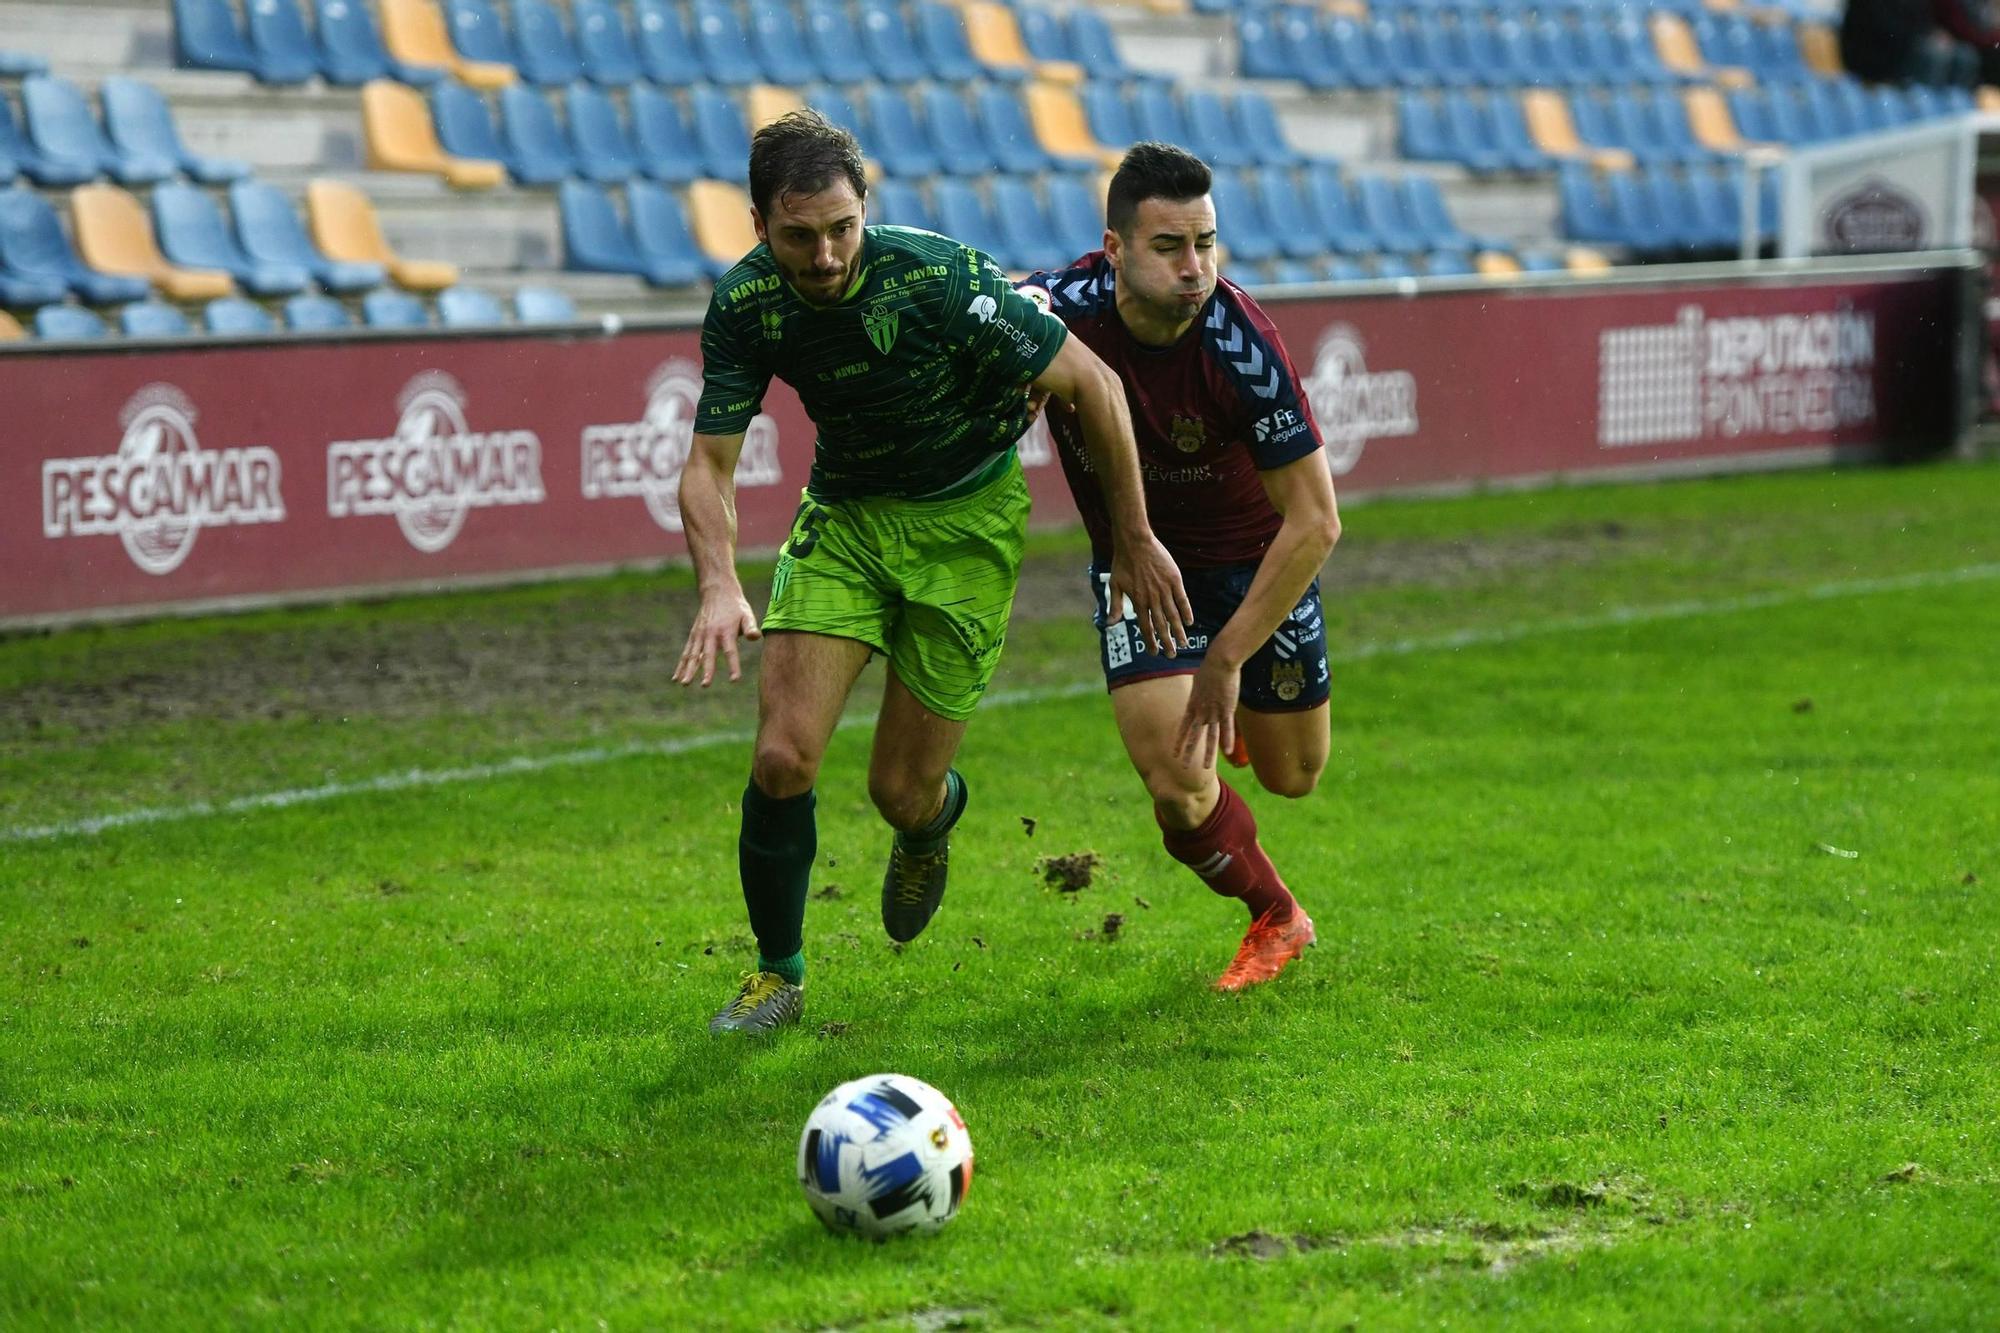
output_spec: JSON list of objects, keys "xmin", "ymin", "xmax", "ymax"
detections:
[
  {"xmin": 41, "ymin": 383, "xmax": 286, "ymax": 576},
  {"xmin": 579, "ymin": 358, "xmax": 782, "ymax": 533}
]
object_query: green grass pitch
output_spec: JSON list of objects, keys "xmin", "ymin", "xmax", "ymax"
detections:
[{"xmin": 3, "ymin": 460, "xmax": 1998, "ymax": 1329}]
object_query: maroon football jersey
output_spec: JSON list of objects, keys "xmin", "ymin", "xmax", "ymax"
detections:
[{"xmin": 1021, "ymin": 252, "xmax": 1324, "ymax": 568}]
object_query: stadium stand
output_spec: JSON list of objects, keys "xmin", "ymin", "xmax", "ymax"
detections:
[
  {"xmin": 204, "ymin": 294, "xmax": 275, "ymax": 333},
  {"xmin": 283, "ymin": 290, "xmax": 353, "ymax": 328}
]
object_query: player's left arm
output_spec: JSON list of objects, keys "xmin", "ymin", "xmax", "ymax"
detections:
[{"xmin": 1176, "ymin": 452, "xmax": 1342, "ymax": 768}]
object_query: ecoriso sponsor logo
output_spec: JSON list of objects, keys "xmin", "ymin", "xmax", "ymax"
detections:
[
  {"xmin": 41, "ymin": 384, "xmax": 285, "ymax": 576},
  {"xmin": 1300, "ymin": 324, "xmax": 1419, "ymax": 476},
  {"xmin": 1598, "ymin": 305, "xmax": 1875, "ymax": 448},
  {"xmin": 579, "ymin": 358, "xmax": 782, "ymax": 532},
  {"xmin": 327, "ymin": 372, "xmax": 545, "ymax": 553}
]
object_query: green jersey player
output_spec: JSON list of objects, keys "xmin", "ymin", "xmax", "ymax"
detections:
[{"xmin": 677, "ymin": 111, "xmax": 1190, "ymax": 1034}]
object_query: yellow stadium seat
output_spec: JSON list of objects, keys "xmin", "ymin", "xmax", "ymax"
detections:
[
  {"xmin": 1981, "ymin": 86, "xmax": 2000, "ymax": 112},
  {"xmin": 688, "ymin": 180, "xmax": 759, "ymax": 265},
  {"xmin": 747, "ymin": 84, "xmax": 806, "ymax": 130},
  {"xmin": 1652, "ymin": 13, "xmax": 1753, "ymax": 88},
  {"xmin": 1142, "ymin": 0, "xmax": 1190, "ymax": 15},
  {"xmin": 71, "ymin": 183, "xmax": 233, "ymax": 302},
  {"xmin": 378, "ymin": 0, "xmax": 515, "ymax": 89},
  {"xmin": 306, "ymin": 179, "xmax": 460, "ymax": 291},
  {"xmin": 0, "ymin": 308, "xmax": 23, "ymax": 340},
  {"xmin": 1025, "ymin": 80, "xmax": 1124, "ymax": 170},
  {"xmin": 1566, "ymin": 246, "xmax": 1612, "ymax": 274},
  {"xmin": 362, "ymin": 81, "xmax": 504, "ymax": 190},
  {"xmin": 1521, "ymin": 90, "xmax": 1636, "ymax": 171},
  {"xmin": 1683, "ymin": 86, "xmax": 1779, "ymax": 154},
  {"xmin": 961, "ymin": 3, "xmax": 1048, "ymax": 81},
  {"xmin": 1324, "ymin": 0, "xmax": 1368, "ymax": 16},
  {"xmin": 1797, "ymin": 23, "xmax": 1842, "ymax": 77},
  {"xmin": 1475, "ymin": 250, "xmax": 1522, "ymax": 279}
]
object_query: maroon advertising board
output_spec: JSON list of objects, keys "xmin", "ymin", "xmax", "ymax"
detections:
[{"xmin": 0, "ymin": 264, "xmax": 1965, "ymax": 624}]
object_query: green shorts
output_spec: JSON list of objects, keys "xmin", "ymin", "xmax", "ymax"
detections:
[{"xmin": 763, "ymin": 455, "xmax": 1030, "ymax": 722}]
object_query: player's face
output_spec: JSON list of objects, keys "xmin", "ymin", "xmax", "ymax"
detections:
[
  {"xmin": 754, "ymin": 180, "xmax": 867, "ymax": 304},
  {"xmin": 1109, "ymin": 195, "xmax": 1218, "ymax": 323}
]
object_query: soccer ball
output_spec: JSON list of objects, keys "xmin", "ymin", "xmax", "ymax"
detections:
[{"xmin": 798, "ymin": 1073, "xmax": 974, "ymax": 1239}]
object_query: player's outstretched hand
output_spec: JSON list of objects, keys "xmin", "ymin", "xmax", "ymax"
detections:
[
  {"xmin": 1111, "ymin": 532, "xmax": 1194, "ymax": 659},
  {"xmin": 1176, "ymin": 657, "xmax": 1240, "ymax": 771},
  {"xmin": 674, "ymin": 589, "xmax": 761, "ymax": 686}
]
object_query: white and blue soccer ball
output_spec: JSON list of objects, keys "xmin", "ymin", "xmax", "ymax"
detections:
[{"xmin": 798, "ymin": 1073, "xmax": 974, "ymax": 1239}]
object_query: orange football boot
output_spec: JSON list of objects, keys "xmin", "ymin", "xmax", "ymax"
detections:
[{"xmin": 1214, "ymin": 904, "xmax": 1315, "ymax": 991}]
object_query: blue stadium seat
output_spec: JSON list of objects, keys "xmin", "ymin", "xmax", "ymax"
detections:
[
  {"xmin": 1233, "ymin": 91, "xmax": 1302, "ymax": 168},
  {"xmin": 35, "ymin": 303, "xmax": 109, "ymax": 339},
  {"xmin": 1319, "ymin": 255, "xmax": 1367, "ymax": 283},
  {"xmin": 499, "ymin": 83, "xmax": 579, "ymax": 183},
  {"xmin": 1517, "ymin": 250, "xmax": 1564, "ymax": 273},
  {"xmin": 635, "ymin": 0, "xmax": 704, "ymax": 85},
  {"xmin": 1044, "ymin": 172, "xmax": 1104, "ymax": 261},
  {"xmin": 1603, "ymin": 168, "xmax": 1673, "ymax": 254},
  {"xmin": 805, "ymin": 0, "xmax": 873, "ymax": 86},
  {"xmin": 916, "ymin": 2, "xmax": 990, "ymax": 83},
  {"xmin": 1128, "ymin": 85, "xmax": 1192, "ymax": 150},
  {"xmin": 870, "ymin": 177, "xmax": 938, "ymax": 233},
  {"xmin": 1279, "ymin": 7, "xmax": 1343, "ymax": 93},
  {"xmin": 121, "ymin": 300, "xmax": 192, "ymax": 337},
  {"xmin": 626, "ymin": 179, "xmax": 716, "ymax": 283},
  {"xmin": 1421, "ymin": 92, "xmax": 1495, "ymax": 173},
  {"xmin": 1238, "ymin": 10, "xmax": 1296, "ymax": 82},
  {"xmin": 1418, "ymin": 19, "xmax": 1476, "ymax": 88},
  {"xmin": 1472, "ymin": 18, "xmax": 1543, "ymax": 89},
  {"xmin": 1353, "ymin": 173, "xmax": 1426, "ymax": 253},
  {"xmin": 1557, "ymin": 162, "xmax": 1619, "ymax": 245},
  {"xmin": 748, "ymin": 0, "xmax": 822, "ymax": 85},
  {"xmin": 1080, "ymin": 83, "xmax": 1137, "ymax": 152},
  {"xmin": 362, "ymin": 288, "xmax": 430, "ymax": 327},
  {"xmin": 863, "ymin": 87, "xmax": 941, "ymax": 177},
  {"xmin": 1207, "ymin": 170, "xmax": 1278, "ymax": 264},
  {"xmin": 438, "ymin": 284, "xmax": 507, "ymax": 326},
  {"xmin": 514, "ymin": 284, "xmax": 577, "ymax": 323},
  {"xmin": 204, "ymin": 295, "xmax": 275, "ymax": 334},
  {"xmin": 1370, "ymin": 254, "xmax": 1414, "ymax": 280},
  {"xmin": 859, "ymin": 0, "xmax": 930, "ymax": 84},
  {"xmin": 1402, "ymin": 175, "xmax": 1472, "ymax": 253},
  {"xmin": 930, "ymin": 178, "xmax": 1008, "ymax": 264},
  {"xmin": 1324, "ymin": 17, "xmax": 1389, "ymax": 91},
  {"xmin": 1374, "ymin": 17, "xmax": 1436, "ymax": 90},
  {"xmin": 1302, "ymin": 163, "xmax": 1370, "ymax": 253},
  {"xmin": 573, "ymin": 0, "xmax": 640, "ymax": 86},
  {"xmin": 1183, "ymin": 90, "xmax": 1253, "ymax": 170},
  {"xmin": 1641, "ymin": 168, "xmax": 1703, "ymax": 253},
  {"xmin": 1066, "ymin": 9, "xmax": 1133, "ymax": 83},
  {"xmin": 991, "ymin": 176, "xmax": 1060, "ymax": 271},
  {"xmin": 435, "ymin": 82, "xmax": 551, "ymax": 184},
  {"xmin": 229, "ymin": 179, "xmax": 386, "ymax": 292},
  {"xmin": 1425, "ymin": 250, "xmax": 1473, "ymax": 277},
  {"xmin": 629, "ymin": 85, "xmax": 703, "ymax": 185},
  {"xmin": 101, "ymin": 78, "xmax": 250, "ymax": 185},
  {"xmin": 920, "ymin": 87, "xmax": 999, "ymax": 177},
  {"xmin": 1753, "ymin": 22, "xmax": 1806, "ymax": 81},
  {"xmin": 690, "ymin": 86, "xmax": 751, "ymax": 183},
  {"xmin": 23, "ymin": 75, "xmax": 174, "ymax": 186},
  {"xmin": 283, "ymin": 292, "xmax": 351, "ymax": 329},
  {"xmin": 244, "ymin": 0, "xmax": 322, "ymax": 85},
  {"xmin": 0, "ymin": 259, "xmax": 67, "ymax": 308},
  {"xmin": 0, "ymin": 52, "xmax": 49, "ymax": 78},
  {"xmin": 154, "ymin": 181, "xmax": 311, "ymax": 295},
  {"xmin": 1615, "ymin": 16, "xmax": 1674, "ymax": 85},
  {"xmin": 1726, "ymin": 88, "xmax": 1777, "ymax": 144},
  {"xmin": 692, "ymin": 0, "xmax": 763, "ymax": 86},
  {"xmin": 508, "ymin": 0, "xmax": 582, "ymax": 86},
  {"xmin": 1489, "ymin": 92, "xmax": 1550, "ymax": 171},
  {"xmin": 0, "ymin": 190, "xmax": 149, "ymax": 304},
  {"xmin": 173, "ymin": 0, "xmax": 261, "ymax": 75},
  {"xmin": 809, "ymin": 85, "xmax": 871, "ymax": 147},
  {"xmin": 975, "ymin": 86, "xmax": 1069, "ymax": 175},
  {"xmin": 1683, "ymin": 167, "xmax": 1739, "ymax": 250},
  {"xmin": 1017, "ymin": 6, "xmax": 1075, "ymax": 64},
  {"xmin": 317, "ymin": 0, "xmax": 443, "ymax": 86},
  {"xmin": 567, "ymin": 83, "xmax": 641, "ymax": 183},
  {"xmin": 1763, "ymin": 86, "xmax": 1815, "ymax": 144},
  {"xmin": 1250, "ymin": 167, "xmax": 1324, "ymax": 261},
  {"xmin": 444, "ymin": 0, "xmax": 518, "ymax": 69},
  {"xmin": 1807, "ymin": 80, "xmax": 1861, "ymax": 139},
  {"xmin": 1606, "ymin": 88, "xmax": 1677, "ymax": 165}
]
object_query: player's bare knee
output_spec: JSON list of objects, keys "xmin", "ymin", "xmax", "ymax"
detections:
[
  {"xmin": 867, "ymin": 771, "xmax": 939, "ymax": 833},
  {"xmin": 751, "ymin": 739, "xmax": 820, "ymax": 799},
  {"xmin": 1258, "ymin": 764, "xmax": 1322, "ymax": 799},
  {"xmin": 1143, "ymin": 766, "xmax": 1211, "ymax": 829}
]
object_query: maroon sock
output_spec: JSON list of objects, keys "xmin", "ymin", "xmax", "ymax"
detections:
[{"xmin": 1157, "ymin": 780, "xmax": 1296, "ymax": 922}]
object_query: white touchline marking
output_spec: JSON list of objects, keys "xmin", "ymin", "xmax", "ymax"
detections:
[{"xmin": 6, "ymin": 562, "xmax": 1997, "ymax": 846}]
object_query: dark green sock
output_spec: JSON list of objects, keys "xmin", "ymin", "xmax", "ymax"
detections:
[
  {"xmin": 896, "ymin": 768, "xmax": 967, "ymax": 856},
  {"xmin": 758, "ymin": 949, "xmax": 805, "ymax": 987},
  {"xmin": 739, "ymin": 780, "xmax": 815, "ymax": 975}
]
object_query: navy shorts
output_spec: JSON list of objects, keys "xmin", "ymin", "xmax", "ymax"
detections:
[{"xmin": 1088, "ymin": 559, "xmax": 1330, "ymax": 712}]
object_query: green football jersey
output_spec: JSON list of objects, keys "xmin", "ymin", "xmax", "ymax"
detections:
[{"xmin": 694, "ymin": 226, "xmax": 1068, "ymax": 500}]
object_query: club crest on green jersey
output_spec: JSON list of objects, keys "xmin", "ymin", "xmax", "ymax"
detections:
[{"xmin": 863, "ymin": 303, "xmax": 899, "ymax": 354}]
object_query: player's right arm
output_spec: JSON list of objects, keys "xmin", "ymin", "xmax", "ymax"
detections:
[{"xmin": 674, "ymin": 429, "xmax": 762, "ymax": 687}]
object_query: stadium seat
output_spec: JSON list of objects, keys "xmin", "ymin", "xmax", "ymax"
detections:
[
  {"xmin": 1425, "ymin": 250, "xmax": 1474, "ymax": 278},
  {"xmin": 283, "ymin": 292, "xmax": 352, "ymax": 329},
  {"xmin": 1017, "ymin": 6, "xmax": 1084, "ymax": 82},
  {"xmin": 14, "ymin": 76, "xmax": 157, "ymax": 187},
  {"xmin": 930, "ymin": 178, "xmax": 1009, "ymax": 265},
  {"xmin": 244, "ymin": 0, "xmax": 323, "ymax": 85},
  {"xmin": 361, "ymin": 287, "xmax": 430, "ymax": 327},
  {"xmin": 1402, "ymin": 175, "xmax": 1474, "ymax": 253},
  {"xmin": 976, "ymin": 86, "xmax": 1071, "ymax": 175},
  {"xmin": 809, "ymin": 85, "xmax": 871, "ymax": 149},
  {"xmin": 746, "ymin": 85, "xmax": 806, "ymax": 133},
  {"xmin": 73, "ymin": 183, "xmax": 235, "ymax": 301},
  {"xmin": 1557, "ymin": 162, "xmax": 1619, "ymax": 246},
  {"xmin": 496, "ymin": 83, "xmax": 577, "ymax": 183},
  {"xmin": 380, "ymin": 0, "xmax": 514, "ymax": 88},
  {"xmin": 690, "ymin": 86, "xmax": 752, "ymax": 183},
  {"xmin": 558, "ymin": 181, "xmax": 660, "ymax": 286},
  {"xmin": 1207, "ymin": 170, "xmax": 1278, "ymax": 264},
  {"xmin": 173, "ymin": 0, "xmax": 262, "ymax": 75},
  {"xmin": 1233, "ymin": 92, "xmax": 1303, "ymax": 169},
  {"xmin": 318, "ymin": 0, "xmax": 443, "ymax": 86},
  {"xmin": 859, "ymin": 0, "xmax": 930, "ymax": 84},
  {"xmin": 1370, "ymin": 254, "xmax": 1414, "ymax": 280},
  {"xmin": 1301, "ymin": 164, "xmax": 1372, "ymax": 254},
  {"xmin": 0, "ymin": 308, "xmax": 21, "ymax": 339},
  {"xmin": 153, "ymin": 180, "xmax": 310, "ymax": 295},
  {"xmin": 1284, "ymin": 10, "xmax": 1348, "ymax": 94},
  {"xmin": 1023, "ymin": 82, "xmax": 1120, "ymax": 172},
  {"xmin": 512, "ymin": 0, "xmax": 584, "ymax": 86},
  {"xmin": 204, "ymin": 296, "xmax": 275, "ymax": 334},
  {"xmin": 0, "ymin": 186, "xmax": 152, "ymax": 303},
  {"xmin": 307, "ymin": 178, "xmax": 459, "ymax": 290},
  {"xmin": 101, "ymin": 79, "xmax": 250, "ymax": 186},
  {"xmin": 1128, "ymin": 85, "xmax": 1193, "ymax": 153},
  {"xmin": 748, "ymin": 0, "xmax": 822, "ymax": 86},
  {"xmin": 1238, "ymin": 10, "xmax": 1296, "ymax": 82},
  {"xmin": 0, "ymin": 52, "xmax": 49, "ymax": 79},
  {"xmin": 567, "ymin": 83, "xmax": 642, "ymax": 183},
  {"xmin": 573, "ymin": 0, "xmax": 640, "ymax": 86},
  {"xmin": 629, "ymin": 178, "xmax": 731, "ymax": 280},
  {"xmin": 862, "ymin": 88, "xmax": 939, "ymax": 177},
  {"xmin": 635, "ymin": 0, "xmax": 705, "ymax": 85},
  {"xmin": 34, "ymin": 303, "xmax": 108, "ymax": 339},
  {"xmin": 1352, "ymin": 174, "xmax": 1426, "ymax": 255},
  {"xmin": 871, "ymin": 177, "xmax": 938, "ymax": 233},
  {"xmin": 803, "ymin": 0, "xmax": 871, "ymax": 87},
  {"xmin": 118, "ymin": 299, "xmax": 191, "ymax": 337},
  {"xmin": 438, "ymin": 284, "xmax": 507, "ymax": 326},
  {"xmin": 1182, "ymin": 90, "xmax": 1252, "ymax": 170},
  {"xmin": 916, "ymin": 2, "xmax": 986, "ymax": 83},
  {"xmin": 1435, "ymin": 92, "xmax": 1508, "ymax": 175},
  {"xmin": 1045, "ymin": 172, "xmax": 1104, "ymax": 260},
  {"xmin": 433, "ymin": 81, "xmax": 550, "ymax": 184},
  {"xmin": 629, "ymin": 85, "xmax": 704, "ymax": 185},
  {"xmin": 921, "ymin": 87, "xmax": 1000, "ymax": 177},
  {"xmin": 362, "ymin": 79, "xmax": 504, "ymax": 188},
  {"xmin": 442, "ymin": 0, "xmax": 517, "ymax": 69},
  {"xmin": 990, "ymin": 175, "xmax": 1059, "ymax": 271},
  {"xmin": 1251, "ymin": 168, "xmax": 1323, "ymax": 261},
  {"xmin": 0, "ymin": 257, "xmax": 66, "ymax": 308},
  {"xmin": 961, "ymin": 2, "xmax": 1043, "ymax": 83},
  {"xmin": 514, "ymin": 284, "xmax": 576, "ymax": 323},
  {"xmin": 1602, "ymin": 168, "xmax": 1673, "ymax": 255},
  {"xmin": 1066, "ymin": 9, "xmax": 1133, "ymax": 84},
  {"xmin": 1523, "ymin": 90, "xmax": 1634, "ymax": 170},
  {"xmin": 686, "ymin": 178, "xmax": 758, "ymax": 268},
  {"xmin": 230, "ymin": 180, "xmax": 385, "ymax": 294},
  {"xmin": 1080, "ymin": 83, "xmax": 1138, "ymax": 153},
  {"xmin": 1477, "ymin": 249, "xmax": 1525, "ymax": 279},
  {"xmin": 693, "ymin": 0, "xmax": 764, "ymax": 86}
]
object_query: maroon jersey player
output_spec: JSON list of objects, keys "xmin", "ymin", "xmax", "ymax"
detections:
[{"xmin": 1021, "ymin": 142, "xmax": 1342, "ymax": 991}]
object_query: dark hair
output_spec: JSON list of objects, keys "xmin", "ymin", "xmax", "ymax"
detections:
[
  {"xmin": 1106, "ymin": 142, "xmax": 1212, "ymax": 236},
  {"xmin": 748, "ymin": 109, "xmax": 868, "ymax": 218}
]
